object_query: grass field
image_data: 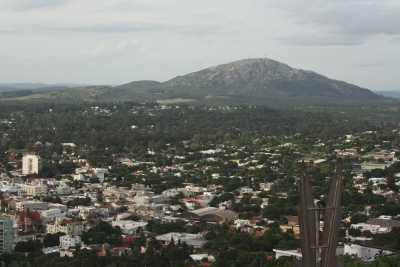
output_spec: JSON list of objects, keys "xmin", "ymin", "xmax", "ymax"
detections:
[{"xmin": 157, "ymin": 98, "xmax": 196, "ymax": 104}]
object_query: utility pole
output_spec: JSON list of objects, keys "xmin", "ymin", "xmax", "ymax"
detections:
[{"xmin": 294, "ymin": 162, "xmax": 344, "ymax": 267}]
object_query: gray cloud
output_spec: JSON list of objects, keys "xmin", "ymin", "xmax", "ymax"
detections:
[
  {"xmin": 0, "ymin": 20, "xmax": 221, "ymax": 38},
  {"xmin": 0, "ymin": 0, "xmax": 73, "ymax": 12},
  {"xmin": 279, "ymin": 34, "xmax": 363, "ymax": 46},
  {"xmin": 273, "ymin": 1, "xmax": 400, "ymax": 46},
  {"xmin": 353, "ymin": 60, "xmax": 390, "ymax": 68}
]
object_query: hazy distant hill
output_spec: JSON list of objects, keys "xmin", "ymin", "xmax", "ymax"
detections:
[
  {"xmin": 0, "ymin": 58, "xmax": 387, "ymax": 106},
  {"xmin": 0, "ymin": 83, "xmax": 91, "ymax": 91},
  {"xmin": 373, "ymin": 90, "xmax": 400, "ymax": 99}
]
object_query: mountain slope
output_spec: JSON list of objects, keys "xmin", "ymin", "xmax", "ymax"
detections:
[
  {"xmin": 160, "ymin": 58, "xmax": 380, "ymax": 99},
  {"xmin": 114, "ymin": 80, "xmax": 161, "ymax": 91}
]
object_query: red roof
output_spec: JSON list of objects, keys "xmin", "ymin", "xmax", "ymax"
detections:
[
  {"xmin": 60, "ymin": 219, "xmax": 78, "ymax": 224},
  {"xmin": 20, "ymin": 208, "xmax": 41, "ymax": 222},
  {"xmin": 114, "ymin": 247, "xmax": 127, "ymax": 252},
  {"xmin": 122, "ymin": 235, "xmax": 136, "ymax": 243}
]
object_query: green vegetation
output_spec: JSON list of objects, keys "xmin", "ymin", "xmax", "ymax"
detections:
[{"xmin": 1, "ymin": 96, "xmax": 400, "ymax": 266}]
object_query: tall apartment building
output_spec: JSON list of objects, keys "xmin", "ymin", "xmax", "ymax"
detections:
[
  {"xmin": 22, "ymin": 155, "xmax": 42, "ymax": 175},
  {"xmin": 0, "ymin": 215, "xmax": 13, "ymax": 254}
]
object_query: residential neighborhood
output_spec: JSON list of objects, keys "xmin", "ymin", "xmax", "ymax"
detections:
[{"xmin": 0, "ymin": 103, "xmax": 400, "ymax": 266}]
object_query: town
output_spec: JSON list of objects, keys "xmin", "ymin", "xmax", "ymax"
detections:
[{"xmin": 0, "ymin": 102, "xmax": 400, "ymax": 266}]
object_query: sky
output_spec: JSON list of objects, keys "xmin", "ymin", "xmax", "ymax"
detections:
[{"xmin": 0, "ymin": 0, "xmax": 399, "ymax": 91}]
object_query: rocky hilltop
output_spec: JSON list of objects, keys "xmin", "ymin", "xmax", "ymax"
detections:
[{"xmin": 161, "ymin": 58, "xmax": 379, "ymax": 99}]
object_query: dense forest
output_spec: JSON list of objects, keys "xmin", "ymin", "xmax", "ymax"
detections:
[{"xmin": 0, "ymin": 101, "xmax": 398, "ymax": 154}]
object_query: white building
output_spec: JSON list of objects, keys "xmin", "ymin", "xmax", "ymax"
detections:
[
  {"xmin": 46, "ymin": 218, "xmax": 83, "ymax": 236},
  {"xmin": 23, "ymin": 179, "xmax": 47, "ymax": 196},
  {"xmin": 16, "ymin": 201, "xmax": 48, "ymax": 212},
  {"xmin": 79, "ymin": 207, "xmax": 98, "ymax": 219},
  {"xmin": 128, "ymin": 203, "xmax": 164, "ymax": 219},
  {"xmin": 40, "ymin": 208, "xmax": 65, "ymax": 223},
  {"xmin": 155, "ymin": 232, "xmax": 206, "ymax": 248},
  {"xmin": 59, "ymin": 249, "xmax": 75, "ymax": 257},
  {"xmin": 350, "ymin": 223, "xmax": 381, "ymax": 234},
  {"xmin": 22, "ymin": 155, "xmax": 42, "ymax": 175},
  {"xmin": 190, "ymin": 254, "xmax": 215, "ymax": 262},
  {"xmin": 133, "ymin": 192, "xmax": 168, "ymax": 205},
  {"xmin": 111, "ymin": 220, "xmax": 147, "ymax": 234},
  {"xmin": 59, "ymin": 235, "xmax": 82, "ymax": 249},
  {"xmin": 344, "ymin": 244, "xmax": 395, "ymax": 262},
  {"xmin": 0, "ymin": 179, "xmax": 23, "ymax": 193}
]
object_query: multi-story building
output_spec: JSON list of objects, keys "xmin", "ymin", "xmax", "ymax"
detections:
[
  {"xmin": 23, "ymin": 179, "xmax": 47, "ymax": 196},
  {"xmin": 59, "ymin": 235, "xmax": 82, "ymax": 249},
  {"xmin": 40, "ymin": 208, "xmax": 66, "ymax": 223},
  {"xmin": 56, "ymin": 186, "xmax": 71, "ymax": 196},
  {"xmin": 22, "ymin": 155, "xmax": 42, "ymax": 175},
  {"xmin": 16, "ymin": 201, "xmax": 48, "ymax": 212},
  {"xmin": 133, "ymin": 192, "xmax": 168, "ymax": 205},
  {"xmin": 128, "ymin": 203, "xmax": 164, "ymax": 219},
  {"xmin": 46, "ymin": 218, "xmax": 83, "ymax": 236},
  {"xmin": 0, "ymin": 215, "xmax": 13, "ymax": 254}
]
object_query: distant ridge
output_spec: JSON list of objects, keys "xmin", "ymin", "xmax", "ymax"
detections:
[
  {"xmin": 0, "ymin": 58, "xmax": 387, "ymax": 106},
  {"xmin": 0, "ymin": 83, "xmax": 93, "ymax": 91},
  {"xmin": 373, "ymin": 90, "xmax": 400, "ymax": 99}
]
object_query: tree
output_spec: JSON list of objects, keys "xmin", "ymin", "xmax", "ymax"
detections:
[
  {"xmin": 14, "ymin": 240, "xmax": 43, "ymax": 252},
  {"xmin": 43, "ymin": 232, "xmax": 66, "ymax": 247},
  {"xmin": 348, "ymin": 227, "xmax": 362, "ymax": 237}
]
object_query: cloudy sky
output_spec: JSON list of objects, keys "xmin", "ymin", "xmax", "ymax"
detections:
[{"xmin": 1, "ymin": 0, "xmax": 399, "ymax": 91}]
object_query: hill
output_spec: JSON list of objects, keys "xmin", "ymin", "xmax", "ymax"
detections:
[
  {"xmin": 0, "ymin": 58, "xmax": 389, "ymax": 107},
  {"xmin": 0, "ymin": 82, "xmax": 91, "ymax": 91},
  {"xmin": 115, "ymin": 80, "xmax": 161, "ymax": 91},
  {"xmin": 159, "ymin": 58, "xmax": 380, "ymax": 100},
  {"xmin": 374, "ymin": 90, "xmax": 400, "ymax": 99}
]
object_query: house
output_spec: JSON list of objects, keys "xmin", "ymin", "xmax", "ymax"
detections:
[
  {"xmin": 60, "ymin": 248, "xmax": 75, "ymax": 257},
  {"xmin": 111, "ymin": 220, "xmax": 147, "ymax": 235},
  {"xmin": 155, "ymin": 232, "xmax": 206, "ymax": 248},
  {"xmin": 190, "ymin": 254, "xmax": 215, "ymax": 262},
  {"xmin": 128, "ymin": 203, "xmax": 165, "ymax": 219},
  {"xmin": 79, "ymin": 207, "xmax": 98, "ymax": 219},
  {"xmin": 97, "ymin": 205, "xmax": 111, "ymax": 217}
]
